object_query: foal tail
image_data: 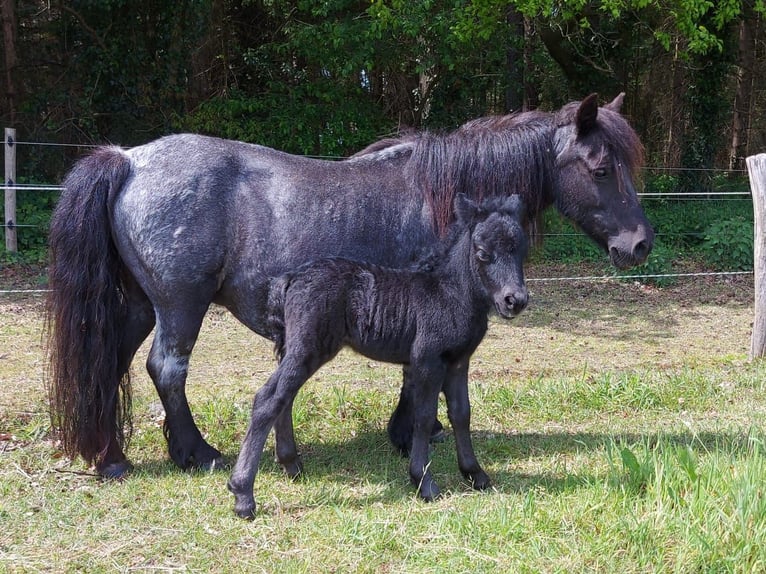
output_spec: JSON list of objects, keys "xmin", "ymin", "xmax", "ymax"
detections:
[
  {"xmin": 46, "ymin": 147, "xmax": 134, "ymax": 467},
  {"xmin": 265, "ymin": 274, "xmax": 292, "ymax": 362}
]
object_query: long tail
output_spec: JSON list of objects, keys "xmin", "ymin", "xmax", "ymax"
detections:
[
  {"xmin": 265, "ymin": 274, "xmax": 292, "ymax": 362},
  {"xmin": 46, "ymin": 147, "xmax": 133, "ymax": 466}
]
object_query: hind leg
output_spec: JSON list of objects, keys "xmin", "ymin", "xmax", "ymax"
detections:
[
  {"xmin": 96, "ymin": 282, "xmax": 156, "ymax": 479},
  {"xmin": 273, "ymin": 397, "xmax": 303, "ymax": 479},
  {"xmin": 146, "ymin": 307, "xmax": 223, "ymax": 471},
  {"xmin": 229, "ymin": 351, "xmax": 320, "ymax": 518},
  {"xmin": 387, "ymin": 365, "xmax": 446, "ymax": 456}
]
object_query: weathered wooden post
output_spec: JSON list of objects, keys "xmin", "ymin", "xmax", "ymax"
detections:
[
  {"xmin": 4, "ymin": 127, "xmax": 17, "ymax": 253},
  {"xmin": 748, "ymin": 153, "xmax": 766, "ymax": 359}
]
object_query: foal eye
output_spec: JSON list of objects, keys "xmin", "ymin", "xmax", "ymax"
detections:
[{"xmin": 476, "ymin": 248, "xmax": 491, "ymax": 263}]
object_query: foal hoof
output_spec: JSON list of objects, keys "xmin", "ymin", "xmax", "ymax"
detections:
[
  {"xmin": 227, "ymin": 481, "xmax": 256, "ymax": 520},
  {"xmin": 97, "ymin": 460, "xmax": 134, "ymax": 480}
]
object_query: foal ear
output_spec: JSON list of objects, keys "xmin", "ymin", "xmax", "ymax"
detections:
[
  {"xmin": 576, "ymin": 93, "xmax": 599, "ymax": 137},
  {"xmin": 603, "ymin": 92, "xmax": 625, "ymax": 113},
  {"xmin": 502, "ymin": 194, "xmax": 524, "ymax": 217},
  {"xmin": 454, "ymin": 193, "xmax": 479, "ymax": 224}
]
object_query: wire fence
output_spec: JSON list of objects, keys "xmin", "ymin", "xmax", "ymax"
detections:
[{"xmin": 1, "ymin": 136, "xmax": 757, "ymax": 295}]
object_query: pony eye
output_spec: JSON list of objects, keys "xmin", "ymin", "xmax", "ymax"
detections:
[{"xmin": 593, "ymin": 167, "xmax": 608, "ymax": 179}]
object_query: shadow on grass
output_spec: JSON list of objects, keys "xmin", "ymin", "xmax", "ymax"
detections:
[{"xmin": 126, "ymin": 426, "xmax": 756, "ymax": 506}]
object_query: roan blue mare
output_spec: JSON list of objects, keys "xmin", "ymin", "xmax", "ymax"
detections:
[
  {"xmin": 227, "ymin": 194, "xmax": 528, "ymax": 518},
  {"xmin": 46, "ymin": 93, "xmax": 654, "ymax": 486}
]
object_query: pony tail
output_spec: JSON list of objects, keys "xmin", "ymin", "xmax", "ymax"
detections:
[
  {"xmin": 46, "ymin": 148, "xmax": 133, "ymax": 466},
  {"xmin": 266, "ymin": 274, "xmax": 291, "ymax": 362}
]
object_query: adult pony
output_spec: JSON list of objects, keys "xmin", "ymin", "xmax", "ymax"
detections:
[
  {"xmin": 47, "ymin": 93, "xmax": 653, "ymax": 479},
  {"xmin": 229, "ymin": 194, "xmax": 528, "ymax": 518}
]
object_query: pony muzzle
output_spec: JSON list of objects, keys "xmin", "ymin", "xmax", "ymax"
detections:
[{"xmin": 608, "ymin": 226, "xmax": 654, "ymax": 269}]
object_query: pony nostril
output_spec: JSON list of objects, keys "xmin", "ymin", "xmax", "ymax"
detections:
[{"xmin": 633, "ymin": 239, "xmax": 651, "ymax": 261}]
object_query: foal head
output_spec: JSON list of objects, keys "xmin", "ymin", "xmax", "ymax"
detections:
[{"xmin": 453, "ymin": 194, "xmax": 529, "ymax": 318}]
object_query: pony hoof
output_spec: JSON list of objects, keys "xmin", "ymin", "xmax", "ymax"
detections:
[
  {"xmin": 280, "ymin": 458, "xmax": 303, "ymax": 480},
  {"xmin": 234, "ymin": 505, "xmax": 256, "ymax": 520},
  {"xmin": 97, "ymin": 460, "xmax": 134, "ymax": 480},
  {"xmin": 417, "ymin": 483, "xmax": 441, "ymax": 502},
  {"xmin": 470, "ymin": 472, "xmax": 491, "ymax": 491},
  {"xmin": 194, "ymin": 455, "xmax": 228, "ymax": 472},
  {"xmin": 430, "ymin": 419, "xmax": 446, "ymax": 443},
  {"xmin": 430, "ymin": 428, "xmax": 447, "ymax": 444}
]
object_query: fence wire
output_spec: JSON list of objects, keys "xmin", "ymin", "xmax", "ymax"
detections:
[{"xmin": 2, "ymin": 137, "xmax": 757, "ymax": 292}]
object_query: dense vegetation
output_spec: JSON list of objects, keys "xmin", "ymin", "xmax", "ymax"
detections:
[{"xmin": 0, "ymin": 0, "xmax": 763, "ymax": 270}]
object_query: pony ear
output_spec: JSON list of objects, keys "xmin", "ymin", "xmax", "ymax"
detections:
[
  {"xmin": 453, "ymin": 193, "xmax": 478, "ymax": 224},
  {"xmin": 603, "ymin": 92, "xmax": 625, "ymax": 112},
  {"xmin": 576, "ymin": 93, "xmax": 599, "ymax": 136}
]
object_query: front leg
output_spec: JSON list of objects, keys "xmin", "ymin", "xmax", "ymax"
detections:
[
  {"xmin": 443, "ymin": 359, "xmax": 490, "ymax": 490},
  {"xmin": 406, "ymin": 360, "xmax": 445, "ymax": 501}
]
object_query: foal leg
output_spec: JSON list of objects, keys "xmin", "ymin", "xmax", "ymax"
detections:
[
  {"xmin": 273, "ymin": 397, "xmax": 303, "ymax": 479},
  {"xmin": 387, "ymin": 365, "xmax": 446, "ymax": 456},
  {"xmin": 443, "ymin": 360, "xmax": 490, "ymax": 490},
  {"xmin": 228, "ymin": 353, "xmax": 317, "ymax": 518},
  {"xmin": 146, "ymin": 307, "xmax": 223, "ymax": 471},
  {"xmin": 406, "ymin": 360, "xmax": 446, "ymax": 501}
]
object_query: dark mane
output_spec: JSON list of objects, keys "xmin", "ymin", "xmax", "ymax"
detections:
[
  {"xmin": 406, "ymin": 113, "xmax": 552, "ymax": 238},
  {"xmin": 351, "ymin": 103, "xmax": 644, "ymax": 240}
]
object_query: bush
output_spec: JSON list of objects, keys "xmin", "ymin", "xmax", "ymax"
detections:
[
  {"xmin": 701, "ymin": 216, "xmax": 753, "ymax": 271},
  {"xmin": 616, "ymin": 240, "xmax": 677, "ymax": 286}
]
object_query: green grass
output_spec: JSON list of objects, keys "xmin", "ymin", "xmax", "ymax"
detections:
[{"xmin": 1, "ymin": 268, "xmax": 763, "ymax": 572}]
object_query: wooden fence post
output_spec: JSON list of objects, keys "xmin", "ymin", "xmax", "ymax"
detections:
[
  {"xmin": 748, "ymin": 153, "xmax": 766, "ymax": 359},
  {"xmin": 4, "ymin": 127, "xmax": 17, "ymax": 253}
]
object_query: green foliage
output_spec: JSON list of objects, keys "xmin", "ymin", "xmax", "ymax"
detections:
[
  {"xmin": 180, "ymin": 85, "xmax": 391, "ymax": 157},
  {"xmin": 616, "ymin": 240, "xmax": 677, "ymax": 285},
  {"xmin": 702, "ymin": 216, "xmax": 754, "ymax": 271},
  {"xmin": 1, "ymin": 189, "xmax": 56, "ymax": 263}
]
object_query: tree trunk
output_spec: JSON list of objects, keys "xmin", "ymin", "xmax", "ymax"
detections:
[
  {"xmin": 730, "ymin": 12, "xmax": 758, "ymax": 170},
  {"xmin": 1, "ymin": 0, "xmax": 18, "ymax": 124},
  {"xmin": 505, "ymin": 6, "xmax": 524, "ymax": 113}
]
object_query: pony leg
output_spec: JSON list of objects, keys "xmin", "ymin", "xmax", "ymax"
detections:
[
  {"xmin": 146, "ymin": 310, "xmax": 223, "ymax": 471},
  {"xmin": 97, "ymin": 287, "xmax": 156, "ymax": 479},
  {"xmin": 443, "ymin": 360, "xmax": 490, "ymax": 490},
  {"xmin": 228, "ymin": 354, "xmax": 314, "ymax": 518},
  {"xmin": 387, "ymin": 365, "xmax": 446, "ymax": 456},
  {"xmin": 273, "ymin": 397, "xmax": 303, "ymax": 479},
  {"xmin": 406, "ymin": 360, "xmax": 446, "ymax": 502}
]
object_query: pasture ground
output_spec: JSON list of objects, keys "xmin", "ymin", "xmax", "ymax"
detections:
[{"xmin": 1, "ymin": 262, "xmax": 765, "ymax": 573}]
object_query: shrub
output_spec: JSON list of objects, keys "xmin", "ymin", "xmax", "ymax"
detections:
[{"xmin": 701, "ymin": 216, "xmax": 753, "ymax": 271}]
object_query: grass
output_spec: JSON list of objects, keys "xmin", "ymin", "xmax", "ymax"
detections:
[{"xmin": 1, "ymin": 263, "xmax": 764, "ymax": 572}]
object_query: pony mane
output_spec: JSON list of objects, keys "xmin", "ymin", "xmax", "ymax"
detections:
[
  {"xmin": 406, "ymin": 113, "xmax": 552, "ymax": 238},
  {"xmin": 350, "ymin": 99, "xmax": 644, "ymax": 240}
]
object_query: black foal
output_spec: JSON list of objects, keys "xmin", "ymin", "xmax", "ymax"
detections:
[{"xmin": 228, "ymin": 194, "xmax": 529, "ymax": 518}]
